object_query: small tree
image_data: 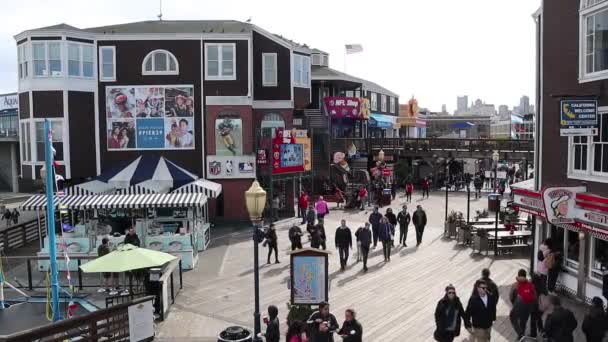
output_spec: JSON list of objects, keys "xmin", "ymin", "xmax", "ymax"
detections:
[{"xmin": 393, "ymin": 159, "xmax": 411, "ymax": 185}]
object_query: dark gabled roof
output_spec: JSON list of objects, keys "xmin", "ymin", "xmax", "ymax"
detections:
[
  {"xmin": 312, "ymin": 66, "xmax": 399, "ymax": 98},
  {"xmin": 85, "ymin": 20, "xmax": 252, "ymax": 34},
  {"xmin": 29, "ymin": 23, "xmax": 83, "ymax": 32},
  {"xmin": 272, "ymin": 34, "xmax": 311, "ymax": 52}
]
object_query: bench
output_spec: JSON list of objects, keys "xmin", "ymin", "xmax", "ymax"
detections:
[{"xmin": 496, "ymin": 243, "xmax": 529, "ymax": 255}]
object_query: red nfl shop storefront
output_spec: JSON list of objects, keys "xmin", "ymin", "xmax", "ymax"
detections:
[
  {"xmin": 513, "ymin": 181, "xmax": 608, "ymax": 302},
  {"xmin": 256, "ymin": 127, "xmax": 312, "ymax": 221}
]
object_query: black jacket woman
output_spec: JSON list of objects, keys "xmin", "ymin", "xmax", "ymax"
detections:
[
  {"xmin": 582, "ymin": 297, "xmax": 607, "ymax": 342},
  {"xmin": 434, "ymin": 284, "xmax": 465, "ymax": 342}
]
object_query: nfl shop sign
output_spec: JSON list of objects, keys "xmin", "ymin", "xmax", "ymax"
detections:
[
  {"xmin": 272, "ymin": 128, "xmax": 305, "ymax": 174},
  {"xmin": 542, "ymin": 186, "xmax": 586, "ymax": 225},
  {"xmin": 324, "ymin": 97, "xmax": 362, "ymax": 118},
  {"xmin": 207, "ymin": 155, "xmax": 256, "ymax": 179}
]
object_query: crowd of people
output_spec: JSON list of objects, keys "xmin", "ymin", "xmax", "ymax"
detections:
[{"xmin": 2, "ymin": 208, "xmax": 20, "ymax": 227}]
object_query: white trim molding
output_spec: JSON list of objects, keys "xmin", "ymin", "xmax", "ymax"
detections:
[
  {"xmin": 252, "ymin": 100, "xmax": 293, "ymax": 109},
  {"xmin": 204, "ymin": 43, "xmax": 236, "ymax": 81},
  {"xmin": 206, "ymin": 96, "xmax": 251, "ymax": 106},
  {"xmin": 141, "ymin": 49, "xmax": 179, "ymax": 76}
]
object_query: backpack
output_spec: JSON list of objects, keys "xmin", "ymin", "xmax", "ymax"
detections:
[{"xmin": 517, "ymin": 281, "xmax": 536, "ymax": 304}]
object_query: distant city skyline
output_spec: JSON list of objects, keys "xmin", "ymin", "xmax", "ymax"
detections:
[{"xmin": 450, "ymin": 94, "xmax": 534, "ymax": 116}]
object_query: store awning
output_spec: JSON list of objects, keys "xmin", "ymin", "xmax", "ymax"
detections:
[
  {"xmin": 172, "ymin": 179, "xmax": 222, "ymax": 198},
  {"xmin": 511, "ymin": 178, "xmax": 535, "ymax": 191},
  {"xmin": 75, "ymin": 193, "xmax": 208, "ymax": 210},
  {"xmin": 64, "ymin": 180, "xmax": 115, "ymax": 196},
  {"xmin": 369, "ymin": 113, "xmax": 396, "ymax": 129},
  {"xmin": 20, "ymin": 194, "xmax": 83, "ymax": 211}
]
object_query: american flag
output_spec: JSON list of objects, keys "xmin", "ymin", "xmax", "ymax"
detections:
[{"xmin": 345, "ymin": 44, "xmax": 363, "ymax": 54}]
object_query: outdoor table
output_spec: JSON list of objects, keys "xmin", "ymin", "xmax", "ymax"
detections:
[
  {"xmin": 471, "ymin": 224, "xmax": 507, "ymax": 231},
  {"xmin": 471, "ymin": 217, "xmax": 496, "ymax": 223},
  {"xmin": 487, "ymin": 231, "xmax": 532, "ymax": 255}
]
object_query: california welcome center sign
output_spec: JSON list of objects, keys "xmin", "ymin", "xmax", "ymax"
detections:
[{"xmin": 542, "ymin": 186, "xmax": 587, "ymax": 225}]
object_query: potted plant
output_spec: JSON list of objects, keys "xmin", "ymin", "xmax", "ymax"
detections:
[{"xmin": 444, "ymin": 210, "xmax": 459, "ymax": 237}]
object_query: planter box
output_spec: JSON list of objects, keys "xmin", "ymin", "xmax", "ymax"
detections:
[
  {"xmin": 444, "ymin": 221, "xmax": 457, "ymax": 237},
  {"xmin": 474, "ymin": 235, "xmax": 488, "ymax": 254}
]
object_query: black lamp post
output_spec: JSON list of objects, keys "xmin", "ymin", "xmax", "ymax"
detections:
[
  {"xmin": 245, "ymin": 180, "xmax": 267, "ymax": 341},
  {"xmin": 466, "ymin": 184, "xmax": 471, "ymax": 224},
  {"xmin": 492, "ymin": 151, "xmax": 499, "ymax": 256},
  {"xmin": 444, "ymin": 161, "xmax": 450, "ymax": 222}
]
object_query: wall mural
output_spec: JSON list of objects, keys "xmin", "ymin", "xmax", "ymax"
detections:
[{"xmin": 105, "ymin": 85, "xmax": 195, "ymax": 150}]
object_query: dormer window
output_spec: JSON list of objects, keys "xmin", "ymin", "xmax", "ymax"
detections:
[
  {"xmin": 311, "ymin": 52, "xmax": 329, "ymax": 67},
  {"xmin": 142, "ymin": 50, "xmax": 179, "ymax": 75}
]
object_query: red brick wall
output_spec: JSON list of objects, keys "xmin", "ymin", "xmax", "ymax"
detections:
[
  {"xmin": 207, "ymin": 179, "xmax": 252, "ymax": 221},
  {"xmin": 253, "ymin": 109, "xmax": 294, "ymax": 130}
]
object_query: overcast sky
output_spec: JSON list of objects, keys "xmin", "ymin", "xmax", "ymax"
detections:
[{"xmin": 0, "ymin": 0, "xmax": 540, "ymax": 112}]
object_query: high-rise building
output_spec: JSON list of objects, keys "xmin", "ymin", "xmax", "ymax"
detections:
[
  {"xmin": 519, "ymin": 95, "xmax": 530, "ymax": 115},
  {"xmin": 441, "ymin": 104, "xmax": 447, "ymax": 114},
  {"xmin": 498, "ymin": 105, "xmax": 510, "ymax": 119},
  {"xmin": 457, "ymin": 96, "xmax": 468, "ymax": 112}
]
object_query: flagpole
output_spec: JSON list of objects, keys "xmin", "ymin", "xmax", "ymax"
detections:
[{"xmin": 44, "ymin": 119, "xmax": 61, "ymax": 321}]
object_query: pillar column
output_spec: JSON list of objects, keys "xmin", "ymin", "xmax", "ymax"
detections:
[{"xmin": 10, "ymin": 142, "xmax": 19, "ymax": 193}]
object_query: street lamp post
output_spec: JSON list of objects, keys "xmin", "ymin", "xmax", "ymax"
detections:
[
  {"xmin": 444, "ymin": 160, "xmax": 449, "ymax": 222},
  {"xmin": 245, "ymin": 180, "xmax": 267, "ymax": 341},
  {"xmin": 492, "ymin": 151, "xmax": 500, "ymax": 256}
]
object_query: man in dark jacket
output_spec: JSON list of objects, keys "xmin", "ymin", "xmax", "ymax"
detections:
[
  {"xmin": 412, "ymin": 205, "xmax": 427, "ymax": 247},
  {"xmin": 338, "ymin": 308, "xmax": 362, "ymax": 342},
  {"xmin": 265, "ymin": 224, "xmax": 279, "ymax": 264},
  {"xmin": 385, "ymin": 208, "xmax": 397, "ymax": 247},
  {"xmin": 473, "ymin": 177, "xmax": 483, "ymax": 199},
  {"xmin": 124, "ymin": 227, "xmax": 141, "ymax": 247},
  {"xmin": 262, "ymin": 305, "xmax": 280, "ymax": 342},
  {"xmin": 335, "ymin": 220, "xmax": 352, "ymax": 271},
  {"xmin": 356, "ymin": 223, "xmax": 372, "ymax": 272},
  {"xmin": 307, "ymin": 302, "xmax": 340, "ymax": 342},
  {"xmin": 544, "ymin": 295, "xmax": 578, "ymax": 342},
  {"xmin": 289, "ymin": 225, "xmax": 303, "ymax": 251},
  {"xmin": 479, "ymin": 268, "xmax": 499, "ymax": 307},
  {"xmin": 368, "ymin": 206, "xmax": 382, "ymax": 249},
  {"xmin": 464, "ymin": 280, "xmax": 497, "ymax": 342},
  {"xmin": 397, "ymin": 205, "xmax": 411, "ymax": 247},
  {"xmin": 434, "ymin": 284, "xmax": 466, "ymax": 342},
  {"xmin": 379, "ymin": 217, "xmax": 393, "ymax": 262}
]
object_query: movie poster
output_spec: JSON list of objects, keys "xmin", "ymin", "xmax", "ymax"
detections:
[
  {"xmin": 215, "ymin": 117, "xmax": 243, "ymax": 156},
  {"xmin": 106, "ymin": 85, "xmax": 195, "ymax": 150}
]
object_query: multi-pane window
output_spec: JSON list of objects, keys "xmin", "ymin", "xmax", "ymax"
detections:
[
  {"xmin": 371, "ymin": 93, "xmax": 378, "ymax": 111},
  {"xmin": 262, "ymin": 53, "xmax": 277, "ymax": 86},
  {"xmin": 35, "ymin": 120, "xmax": 63, "ymax": 162},
  {"xmin": 99, "ymin": 46, "xmax": 116, "ymax": 81},
  {"xmin": 568, "ymin": 112, "xmax": 608, "ymax": 179},
  {"xmin": 67, "ymin": 43, "xmax": 94, "ymax": 78},
  {"xmin": 390, "ymin": 97, "xmax": 396, "ymax": 113},
  {"xmin": 18, "ymin": 44, "xmax": 28, "ymax": 79},
  {"xmin": 572, "ymin": 136, "xmax": 589, "ymax": 172},
  {"xmin": 582, "ymin": 3, "xmax": 608, "ymax": 79},
  {"xmin": 32, "ymin": 43, "xmax": 46, "ymax": 76},
  {"xmin": 293, "ymin": 54, "xmax": 310, "ymax": 87},
  {"xmin": 205, "ymin": 44, "xmax": 235, "ymax": 80},
  {"xmin": 20, "ymin": 122, "xmax": 31, "ymax": 162},
  {"xmin": 142, "ymin": 50, "xmax": 178, "ymax": 75},
  {"xmin": 48, "ymin": 42, "xmax": 62, "ymax": 76}
]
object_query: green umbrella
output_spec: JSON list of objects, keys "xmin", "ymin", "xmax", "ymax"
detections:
[{"xmin": 80, "ymin": 244, "xmax": 177, "ymax": 273}]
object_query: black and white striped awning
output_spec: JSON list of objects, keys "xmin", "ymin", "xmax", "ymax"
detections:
[
  {"xmin": 75, "ymin": 193, "xmax": 208, "ymax": 210},
  {"xmin": 20, "ymin": 194, "xmax": 85, "ymax": 211},
  {"xmin": 63, "ymin": 180, "xmax": 115, "ymax": 196},
  {"xmin": 173, "ymin": 179, "xmax": 222, "ymax": 198},
  {"xmin": 115, "ymin": 184, "xmax": 158, "ymax": 195}
]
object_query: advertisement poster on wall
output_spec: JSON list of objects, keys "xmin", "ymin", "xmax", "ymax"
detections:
[
  {"xmin": 294, "ymin": 130, "xmax": 312, "ymax": 172},
  {"xmin": 206, "ymin": 155, "xmax": 256, "ymax": 179},
  {"xmin": 106, "ymin": 85, "xmax": 195, "ymax": 151},
  {"xmin": 215, "ymin": 117, "xmax": 243, "ymax": 156},
  {"xmin": 272, "ymin": 128, "xmax": 304, "ymax": 174},
  {"xmin": 542, "ymin": 186, "xmax": 586, "ymax": 225}
]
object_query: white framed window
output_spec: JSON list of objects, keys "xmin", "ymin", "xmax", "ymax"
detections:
[
  {"xmin": 32, "ymin": 42, "xmax": 63, "ymax": 77},
  {"xmin": 142, "ymin": 49, "xmax": 179, "ymax": 75},
  {"xmin": 262, "ymin": 53, "xmax": 277, "ymax": 86},
  {"xmin": 312, "ymin": 54, "xmax": 322, "ymax": 66},
  {"xmin": 19, "ymin": 121, "xmax": 31, "ymax": 162},
  {"xmin": 371, "ymin": 93, "xmax": 378, "ymax": 111},
  {"xmin": 568, "ymin": 111, "xmax": 608, "ymax": 181},
  {"xmin": 381, "ymin": 95, "xmax": 387, "ymax": 112},
  {"xmin": 18, "ymin": 44, "xmax": 29, "ymax": 79},
  {"xmin": 34, "ymin": 120, "xmax": 63, "ymax": 162},
  {"xmin": 68, "ymin": 43, "xmax": 94, "ymax": 78},
  {"xmin": 580, "ymin": 2, "xmax": 608, "ymax": 82},
  {"xmin": 293, "ymin": 54, "xmax": 310, "ymax": 88},
  {"xmin": 571, "ymin": 136, "xmax": 589, "ymax": 173},
  {"xmin": 205, "ymin": 43, "xmax": 235, "ymax": 80},
  {"xmin": 390, "ymin": 97, "xmax": 396, "ymax": 113},
  {"xmin": 99, "ymin": 46, "xmax": 116, "ymax": 81},
  {"xmin": 589, "ymin": 236, "xmax": 608, "ymax": 281}
]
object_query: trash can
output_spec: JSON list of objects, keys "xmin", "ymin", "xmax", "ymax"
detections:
[
  {"xmin": 487, "ymin": 193, "xmax": 501, "ymax": 212},
  {"xmin": 218, "ymin": 326, "xmax": 252, "ymax": 342}
]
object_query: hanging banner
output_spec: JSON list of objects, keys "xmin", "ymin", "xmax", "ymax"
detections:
[
  {"xmin": 272, "ymin": 128, "xmax": 304, "ymax": 174},
  {"xmin": 542, "ymin": 186, "xmax": 587, "ymax": 225},
  {"xmin": 324, "ymin": 97, "xmax": 362, "ymax": 118}
]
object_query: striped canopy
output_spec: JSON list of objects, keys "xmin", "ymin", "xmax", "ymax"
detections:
[
  {"xmin": 20, "ymin": 193, "xmax": 208, "ymax": 211},
  {"xmin": 64, "ymin": 180, "xmax": 115, "ymax": 196},
  {"xmin": 98, "ymin": 155, "xmax": 198, "ymax": 191},
  {"xmin": 172, "ymin": 179, "xmax": 222, "ymax": 198}
]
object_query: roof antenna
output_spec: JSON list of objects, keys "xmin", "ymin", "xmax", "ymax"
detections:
[{"xmin": 157, "ymin": 0, "xmax": 163, "ymax": 21}]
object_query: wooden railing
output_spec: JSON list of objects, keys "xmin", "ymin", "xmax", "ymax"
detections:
[
  {"xmin": 0, "ymin": 296, "xmax": 155, "ymax": 342},
  {"xmin": 0, "ymin": 217, "xmax": 46, "ymax": 252}
]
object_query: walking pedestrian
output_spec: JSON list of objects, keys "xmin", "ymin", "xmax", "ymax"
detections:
[
  {"xmin": 464, "ymin": 280, "xmax": 497, "ymax": 342},
  {"xmin": 582, "ymin": 296, "xmax": 607, "ymax": 342},
  {"xmin": 97, "ymin": 237, "xmax": 113, "ymax": 293},
  {"xmin": 529, "ymin": 273, "xmax": 546, "ymax": 338},
  {"xmin": 358, "ymin": 186, "xmax": 367, "ymax": 210},
  {"xmin": 338, "ymin": 308, "xmax": 362, "ymax": 342},
  {"xmin": 317, "ymin": 223, "xmax": 327, "ymax": 250},
  {"xmin": 286, "ymin": 320, "xmax": 308, "ymax": 342},
  {"xmin": 335, "ymin": 220, "xmax": 352, "ymax": 271},
  {"xmin": 306, "ymin": 204, "xmax": 317, "ymax": 227},
  {"xmin": 473, "ymin": 176, "xmax": 483, "ymax": 199},
  {"xmin": 357, "ymin": 223, "xmax": 372, "ymax": 272},
  {"xmin": 544, "ymin": 295, "xmax": 578, "ymax": 342},
  {"xmin": 379, "ymin": 217, "xmax": 393, "ymax": 262},
  {"xmin": 391, "ymin": 181, "xmax": 397, "ymax": 200},
  {"xmin": 434, "ymin": 284, "xmax": 466, "ymax": 342},
  {"xmin": 385, "ymin": 208, "xmax": 397, "ymax": 247},
  {"xmin": 354, "ymin": 224, "xmax": 363, "ymax": 263},
  {"xmin": 315, "ymin": 196, "xmax": 329, "ymax": 224},
  {"xmin": 544, "ymin": 239, "xmax": 563, "ymax": 294},
  {"xmin": 265, "ymin": 224, "xmax": 279, "ymax": 264},
  {"xmin": 298, "ymin": 192, "xmax": 309, "ymax": 224},
  {"xmin": 412, "ymin": 205, "xmax": 427, "ymax": 247},
  {"xmin": 509, "ymin": 269, "xmax": 536, "ymax": 340},
  {"xmin": 307, "ymin": 301, "xmax": 339, "ymax": 342},
  {"xmin": 368, "ymin": 206, "xmax": 382, "ymax": 249},
  {"xmin": 397, "ymin": 205, "xmax": 411, "ymax": 247},
  {"xmin": 405, "ymin": 182, "xmax": 413, "ymax": 203},
  {"xmin": 2, "ymin": 209, "xmax": 11, "ymax": 227},
  {"xmin": 289, "ymin": 225, "xmax": 303, "ymax": 251},
  {"xmin": 11, "ymin": 209, "xmax": 19, "ymax": 225},
  {"xmin": 478, "ymin": 268, "xmax": 499, "ymax": 306},
  {"xmin": 261, "ymin": 305, "xmax": 280, "ymax": 342},
  {"xmin": 272, "ymin": 195, "xmax": 281, "ymax": 222},
  {"xmin": 422, "ymin": 177, "xmax": 430, "ymax": 199},
  {"xmin": 537, "ymin": 238, "xmax": 551, "ymax": 294},
  {"xmin": 309, "ymin": 224, "xmax": 322, "ymax": 249}
]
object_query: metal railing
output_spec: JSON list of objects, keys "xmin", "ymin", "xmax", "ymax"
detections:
[
  {"xmin": 0, "ymin": 295, "xmax": 155, "ymax": 342},
  {"xmin": 0, "ymin": 217, "xmax": 46, "ymax": 252}
]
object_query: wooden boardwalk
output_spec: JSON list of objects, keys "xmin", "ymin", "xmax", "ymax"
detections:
[{"xmin": 158, "ymin": 192, "xmax": 588, "ymax": 342}]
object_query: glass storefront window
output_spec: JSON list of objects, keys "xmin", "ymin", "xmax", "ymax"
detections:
[
  {"xmin": 590, "ymin": 237, "xmax": 608, "ymax": 281},
  {"xmin": 566, "ymin": 229, "xmax": 580, "ymax": 269}
]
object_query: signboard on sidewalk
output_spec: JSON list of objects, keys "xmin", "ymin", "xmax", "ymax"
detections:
[{"xmin": 560, "ymin": 99, "xmax": 597, "ymax": 126}]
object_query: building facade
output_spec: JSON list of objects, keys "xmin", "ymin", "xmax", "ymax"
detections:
[
  {"xmin": 14, "ymin": 20, "xmax": 314, "ymax": 220},
  {"xmin": 0, "ymin": 92, "xmax": 19, "ymax": 192},
  {"xmin": 525, "ymin": 0, "xmax": 608, "ymax": 303}
]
